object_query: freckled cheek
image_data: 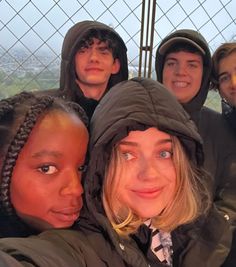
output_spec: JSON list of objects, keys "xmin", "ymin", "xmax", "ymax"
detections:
[
  {"xmin": 154, "ymin": 161, "xmax": 175, "ymax": 173},
  {"xmin": 160, "ymin": 164, "xmax": 177, "ymax": 186}
]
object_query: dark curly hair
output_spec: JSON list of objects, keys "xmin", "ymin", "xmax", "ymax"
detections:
[
  {"xmin": 76, "ymin": 28, "xmax": 121, "ymax": 59},
  {"xmin": 0, "ymin": 91, "xmax": 88, "ymax": 216}
]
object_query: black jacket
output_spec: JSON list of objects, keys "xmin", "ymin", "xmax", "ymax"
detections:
[
  {"xmin": 155, "ymin": 29, "xmax": 236, "ymax": 230},
  {"xmin": 220, "ymin": 102, "xmax": 236, "ymax": 267},
  {"xmin": 0, "ymin": 78, "xmax": 231, "ymax": 267},
  {"xmin": 222, "ymin": 99, "xmax": 236, "ymax": 135},
  {"xmin": 38, "ymin": 20, "xmax": 128, "ymax": 119}
]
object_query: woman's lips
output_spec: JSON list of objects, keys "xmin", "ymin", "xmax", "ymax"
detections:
[
  {"xmin": 131, "ymin": 187, "xmax": 164, "ymax": 199},
  {"xmin": 52, "ymin": 207, "xmax": 81, "ymax": 223}
]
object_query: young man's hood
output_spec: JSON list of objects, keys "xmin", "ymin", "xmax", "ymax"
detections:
[
  {"xmin": 59, "ymin": 20, "xmax": 128, "ymax": 101},
  {"xmin": 82, "ymin": 77, "xmax": 203, "ymax": 229},
  {"xmin": 155, "ymin": 29, "xmax": 212, "ymax": 115}
]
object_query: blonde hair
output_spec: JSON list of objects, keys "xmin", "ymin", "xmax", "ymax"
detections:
[{"xmin": 103, "ymin": 135, "xmax": 210, "ymax": 237}]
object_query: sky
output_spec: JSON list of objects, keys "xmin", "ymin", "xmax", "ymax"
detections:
[{"xmin": 0, "ymin": 0, "xmax": 235, "ymax": 65}]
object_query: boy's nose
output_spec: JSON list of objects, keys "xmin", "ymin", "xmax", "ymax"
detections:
[
  {"xmin": 175, "ymin": 64, "xmax": 187, "ymax": 75},
  {"xmin": 89, "ymin": 49, "xmax": 99, "ymax": 61}
]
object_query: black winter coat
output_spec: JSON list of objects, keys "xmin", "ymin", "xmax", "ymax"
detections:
[
  {"xmin": 220, "ymin": 101, "xmax": 236, "ymax": 267},
  {"xmin": 0, "ymin": 78, "xmax": 231, "ymax": 267}
]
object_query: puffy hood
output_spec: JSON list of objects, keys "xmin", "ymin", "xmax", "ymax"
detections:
[
  {"xmin": 155, "ymin": 29, "xmax": 212, "ymax": 115},
  {"xmin": 83, "ymin": 77, "xmax": 203, "ymax": 227},
  {"xmin": 59, "ymin": 20, "xmax": 128, "ymax": 101}
]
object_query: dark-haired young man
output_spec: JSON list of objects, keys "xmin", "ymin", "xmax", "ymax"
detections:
[{"xmin": 40, "ymin": 20, "xmax": 128, "ymax": 119}]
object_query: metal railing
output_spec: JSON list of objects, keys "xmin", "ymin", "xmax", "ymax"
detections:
[{"xmin": 0, "ymin": 0, "xmax": 235, "ymax": 111}]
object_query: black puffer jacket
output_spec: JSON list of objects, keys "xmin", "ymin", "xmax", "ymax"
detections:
[
  {"xmin": 38, "ymin": 20, "xmax": 128, "ymax": 119},
  {"xmin": 155, "ymin": 29, "xmax": 236, "ymax": 230},
  {"xmin": 0, "ymin": 78, "xmax": 231, "ymax": 267}
]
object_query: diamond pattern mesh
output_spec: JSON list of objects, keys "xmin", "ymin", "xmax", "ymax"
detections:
[{"xmin": 0, "ymin": 0, "xmax": 235, "ymax": 110}]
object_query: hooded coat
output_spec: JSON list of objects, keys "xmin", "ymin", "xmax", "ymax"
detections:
[
  {"xmin": 222, "ymin": 99, "xmax": 236, "ymax": 135},
  {"xmin": 155, "ymin": 29, "xmax": 236, "ymax": 231},
  {"xmin": 38, "ymin": 20, "xmax": 128, "ymax": 119},
  {"xmin": 0, "ymin": 78, "xmax": 231, "ymax": 267}
]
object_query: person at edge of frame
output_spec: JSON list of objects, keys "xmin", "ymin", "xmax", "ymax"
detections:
[
  {"xmin": 210, "ymin": 42, "xmax": 236, "ymax": 267},
  {"xmin": 0, "ymin": 91, "xmax": 89, "ymax": 237},
  {"xmin": 155, "ymin": 30, "xmax": 236, "ymax": 266}
]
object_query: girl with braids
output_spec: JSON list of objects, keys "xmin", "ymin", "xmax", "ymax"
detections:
[{"xmin": 0, "ymin": 92, "xmax": 89, "ymax": 237}]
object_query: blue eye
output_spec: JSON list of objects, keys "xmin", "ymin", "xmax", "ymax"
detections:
[
  {"xmin": 37, "ymin": 165, "xmax": 58, "ymax": 175},
  {"xmin": 121, "ymin": 152, "xmax": 135, "ymax": 161},
  {"xmin": 159, "ymin": 151, "xmax": 172, "ymax": 159}
]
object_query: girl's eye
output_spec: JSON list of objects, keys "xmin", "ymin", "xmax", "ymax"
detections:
[
  {"xmin": 37, "ymin": 165, "xmax": 58, "ymax": 175},
  {"xmin": 78, "ymin": 165, "xmax": 87, "ymax": 173},
  {"xmin": 158, "ymin": 151, "xmax": 173, "ymax": 159},
  {"xmin": 121, "ymin": 152, "xmax": 135, "ymax": 161}
]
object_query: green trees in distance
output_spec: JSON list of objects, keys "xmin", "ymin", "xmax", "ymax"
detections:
[
  {"xmin": 0, "ymin": 69, "xmax": 59, "ymax": 100},
  {"xmin": 0, "ymin": 68, "xmax": 221, "ymax": 112}
]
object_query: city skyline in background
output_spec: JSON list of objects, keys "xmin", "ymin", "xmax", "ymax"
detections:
[
  {"xmin": 0, "ymin": 0, "xmax": 235, "ymax": 107},
  {"xmin": 1, "ymin": 0, "xmax": 235, "ymax": 56}
]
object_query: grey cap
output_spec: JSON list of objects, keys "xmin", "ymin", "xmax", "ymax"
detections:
[{"xmin": 159, "ymin": 36, "xmax": 206, "ymax": 55}]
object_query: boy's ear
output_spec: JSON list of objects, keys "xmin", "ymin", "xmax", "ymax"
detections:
[{"xmin": 111, "ymin": 58, "xmax": 121, "ymax": 74}]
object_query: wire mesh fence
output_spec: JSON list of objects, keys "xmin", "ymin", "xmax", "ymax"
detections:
[{"xmin": 0, "ymin": 0, "xmax": 235, "ymax": 111}]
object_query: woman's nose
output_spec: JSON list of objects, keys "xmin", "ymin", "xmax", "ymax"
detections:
[
  {"xmin": 138, "ymin": 160, "xmax": 158, "ymax": 181},
  {"xmin": 60, "ymin": 170, "xmax": 84, "ymax": 197}
]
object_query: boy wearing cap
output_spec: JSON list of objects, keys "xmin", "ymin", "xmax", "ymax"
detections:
[
  {"xmin": 155, "ymin": 29, "xmax": 236, "ymax": 265},
  {"xmin": 155, "ymin": 29, "xmax": 211, "ymax": 120}
]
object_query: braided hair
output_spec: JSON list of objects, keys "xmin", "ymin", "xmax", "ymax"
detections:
[{"xmin": 0, "ymin": 91, "xmax": 88, "ymax": 218}]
